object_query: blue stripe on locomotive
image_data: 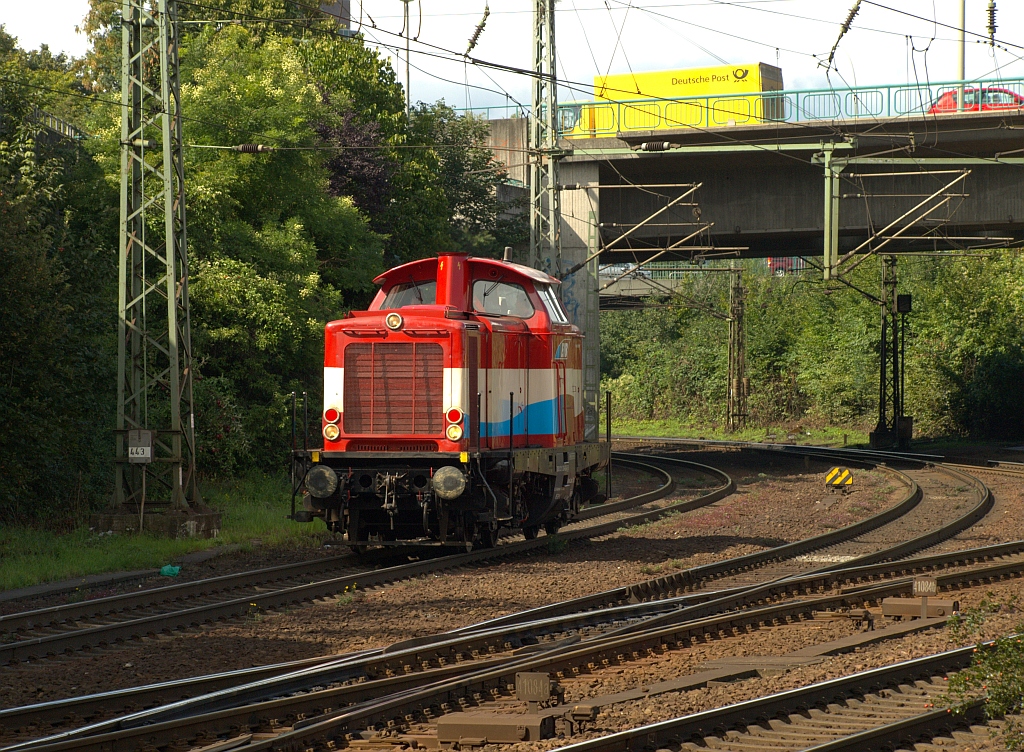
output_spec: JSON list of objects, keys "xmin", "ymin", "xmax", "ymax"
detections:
[{"xmin": 474, "ymin": 396, "xmax": 563, "ymax": 439}]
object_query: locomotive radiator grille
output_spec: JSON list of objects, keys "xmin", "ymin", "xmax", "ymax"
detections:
[{"xmin": 344, "ymin": 343, "xmax": 444, "ymax": 435}]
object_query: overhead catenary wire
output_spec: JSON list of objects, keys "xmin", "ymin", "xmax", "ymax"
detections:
[
  {"xmin": 601, "ymin": 0, "xmax": 641, "ymax": 94},
  {"xmin": 571, "ymin": 0, "xmax": 603, "ymax": 76},
  {"xmin": 34, "ymin": 0, "xmax": 1024, "ymax": 176},
  {"xmin": 174, "ymin": 0, "xmax": 856, "ymax": 164},
  {"xmin": 860, "ymin": 0, "xmax": 1024, "ymax": 52}
]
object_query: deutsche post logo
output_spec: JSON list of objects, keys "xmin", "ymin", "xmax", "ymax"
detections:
[{"xmin": 733, "ymin": 68, "xmax": 749, "ymax": 80}]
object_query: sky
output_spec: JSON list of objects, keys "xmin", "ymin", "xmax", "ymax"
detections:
[{"xmin": 4, "ymin": 1, "xmax": 1024, "ymax": 111}]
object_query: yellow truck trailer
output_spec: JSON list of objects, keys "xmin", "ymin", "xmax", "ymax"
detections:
[{"xmin": 562, "ymin": 63, "xmax": 785, "ymax": 137}]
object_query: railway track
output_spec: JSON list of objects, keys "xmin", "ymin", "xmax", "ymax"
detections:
[
  {"xmin": 2, "ymin": 453, "xmax": 1009, "ymax": 751},
  {"xmin": 12, "ymin": 530, "xmax": 1022, "ymax": 751},
  {"xmin": 546, "ymin": 644, "xmax": 995, "ymax": 752},
  {"xmin": 0, "ymin": 457, "xmax": 730, "ymax": 665},
  {"xmin": 6, "ymin": 533, "xmax": 1023, "ymax": 746}
]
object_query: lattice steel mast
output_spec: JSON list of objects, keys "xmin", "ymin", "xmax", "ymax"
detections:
[
  {"xmin": 529, "ymin": 0, "xmax": 561, "ymax": 275},
  {"xmin": 115, "ymin": 0, "xmax": 199, "ymax": 512}
]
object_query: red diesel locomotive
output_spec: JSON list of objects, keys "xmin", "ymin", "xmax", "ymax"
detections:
[{"xmin": 294, "ymin": 252, "xmax": 609, "ymax": 548}]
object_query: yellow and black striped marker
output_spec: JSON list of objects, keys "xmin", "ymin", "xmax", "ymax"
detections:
[{"xmin": 826, "ymin": 467, "xmax": 853, "ymax": 486}]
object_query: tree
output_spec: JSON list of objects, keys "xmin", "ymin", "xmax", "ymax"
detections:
[
  {"xmin": 0, "ymin": 29, "xmax": 118, "ymax": 524},
  {"xmin": 171, "ymin": 25, "xmax": 384, "ymax": 466}
]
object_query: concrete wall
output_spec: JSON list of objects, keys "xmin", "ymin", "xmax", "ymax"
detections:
[
  {"xmin": 486, "ymin": 118, "xmax": 529, "ymax": 187},
  {"xmin": 559, "ymin": 162, "xmax": 602, "ymax": 440}
]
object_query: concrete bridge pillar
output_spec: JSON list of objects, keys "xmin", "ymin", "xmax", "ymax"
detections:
[{"xmin": 559, "ymin": 161, "xmax": 602, "ymax": 440}]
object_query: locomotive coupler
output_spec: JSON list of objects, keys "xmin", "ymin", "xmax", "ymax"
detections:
[{"xmin": 378, "ymin": 472, "xmax": 400, "ymax": 528}]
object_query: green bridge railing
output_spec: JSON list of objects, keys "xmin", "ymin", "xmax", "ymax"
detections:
[{"xmin": 458, "ymin": 77, "xmax": 1024, "ymax": 135}]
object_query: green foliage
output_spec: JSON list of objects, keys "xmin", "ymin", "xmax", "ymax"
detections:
[
  {"xmin": 0, "ymin": 11, "xmax": 527, "ymax": 527},
  {"xmin": 602, "ymin": 302, "xmax": 726, "ymax": 422},
  {"xmin": 603, "ymin": 254, "xmax": 1024, "ymax": 440},
  {"xmin": 406, "ymin": 102, "xmax": 527, "ymax": 257},
  {"xmin": 0, "ymin": 30, "xmax": 118, "ymax": 526},
  {"xmin": 945, "ymin": 597, "xmax": 1024, "ymax": 749}
]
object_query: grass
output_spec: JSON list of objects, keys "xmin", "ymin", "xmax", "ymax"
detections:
[
  {"xmin": 639, "ymin": 558, "xmax": 687, "ymax": 576},
  {"xmin": 610, "ymin": 417, "xmax": 871, "ymax": 447},
  {"xmin": 0, "ymin": 473, "xmax": 326, "ymax": 592}
]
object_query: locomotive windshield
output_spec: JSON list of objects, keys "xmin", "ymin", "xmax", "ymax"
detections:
[
  {"xmin": 537, "ymin": 284, "xmax": 569, "ymax": 324},
  {"xmin": 472, "ymin": 280, "xmax": 535, "ymax": 318},
  {"xmin": 382, "ymin": 279, "xmax": 436, "ymax": 308}
]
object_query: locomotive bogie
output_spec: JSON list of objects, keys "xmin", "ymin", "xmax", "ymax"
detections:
[{"xmin": 299, "ymin": 442, "xmax": 606, "ymax": 548}]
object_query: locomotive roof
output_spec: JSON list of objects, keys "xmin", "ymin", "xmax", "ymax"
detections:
[{"xmin": 372, "ymin": 255, "xmax": 561, "ymax": 287}]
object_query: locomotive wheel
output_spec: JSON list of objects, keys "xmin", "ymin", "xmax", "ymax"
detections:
[
  {"xmin": 478, "ymin": 525, "xmax": 499, "ymax": 549},
  {"xmin": 523, "ymin": 526, "xmax": 539, "ymax": 541},
  {"xmin": 347, "ymin": 510, "xmax": 368, "ymax": 555},
  {"xmin": 544, "ymin": 518, "xmax": 562, "ymax": 535}
]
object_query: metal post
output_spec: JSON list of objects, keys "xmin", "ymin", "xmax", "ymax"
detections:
[
  {"xmin": 302, "ymin": 391, "xmax": 308, "ymax": 452},
  {"xmin": 290, "ymin": 391, "xmax": 297, "ymax": 521},
  {"xmin": 508, "ymin": 392, "xmax": 515, "ymax": 490},
  {"xmin": 115, "ymin": 0, "xmax": 199, "ymax": 513},
  {"xmin": 822, "ymin": 143, "xmax": 842, "ymax": 280},
  {"xmin": 291, "ymin": 392, "xmax": 297, "ymax": 452},
  {"xmin": 871, "ymin": 256, "xmax": 900, "ymax": 448},
  {"xmin": 957, "ymin": 0, "xmax": 966, "ymax": 112},
  {"xmin": 476, "ymin": 392, "xmax": 482, "ymax": 449},
  {"xmin": 529, "ymin": 0, "xmax": 561, "ymax": 276},
  {"xmin": 727, "ymin": 266, "xmax": 746, "ymax": 432},
  {"xmin": 605, "ymin": 391, "xmax": 612, "ymax": 499},
  {"xmin": 401, "ymin": 0, "xmax": 412, "ymax": 119}
]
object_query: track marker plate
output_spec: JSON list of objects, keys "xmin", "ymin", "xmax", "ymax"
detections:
[{"xmin": 825, "ymin": 466, "xmax": 853, "ymax": 486}]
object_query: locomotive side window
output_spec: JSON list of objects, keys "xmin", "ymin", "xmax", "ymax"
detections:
[
  {"xmin": 472, "ymin": 280, "xmax": 535, "ymax": 318},
  {"xmin": 537, "ymin": 284, "xmax": 569, "ymax": 324},
  {"xmin": 382, "ymin": 279, "xmax": 436, "ymax": 309}
]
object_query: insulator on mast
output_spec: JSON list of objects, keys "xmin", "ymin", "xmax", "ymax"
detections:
[
  {"xmin": 987, "ymin": 1, "xmax": 997, "ymax": 47},
  {"xmin": 465, "ymin": 3, "xmax": 489, "ymax": 56},
  {"xmin": 231, "ymin": 144, "xmax": 275, "ymax": 153}
]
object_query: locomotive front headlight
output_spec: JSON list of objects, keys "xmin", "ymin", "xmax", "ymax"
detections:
[
  {"xmin": 385, "ymin": 312, "xmax": 403, "ymax": 330},
  {"xmin": 306, "ymin": 464, "xmax": 339, "ymax": 498},
  {"xmin": 445, "ymin": 423, "xmax": 464, "ymax": 441},
  {"xmin": 323, "ymin": 423, "xmax": 341, "ymax": 441},
  {"xmin": 432, "ymin": 465, "xmax": 466, "ymax": 500}
]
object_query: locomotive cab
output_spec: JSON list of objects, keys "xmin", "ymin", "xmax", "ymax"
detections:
[{"xmin": 297, "ymin": 252, "xmax": 608, "ymax": 549}]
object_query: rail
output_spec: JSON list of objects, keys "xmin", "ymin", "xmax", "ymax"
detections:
[
  {"xmin": 548, "ymin": 645, "xmax": 989, "ymax": 752},
  {"xmin": 457, "ymin": 76, "xmax": 1024, "ymax": 135},
  {"xmin": 0, "ymin": 456, "xmax": 688, "ymax": 663},
  {"xmin": 6, "ymin": 459, "xmax": 1002, "ymax": 752}
]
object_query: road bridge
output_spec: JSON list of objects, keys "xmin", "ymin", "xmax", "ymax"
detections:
[{"xmin": 484, "ymin": 78, "xmax": 1024, "ymax": 278}]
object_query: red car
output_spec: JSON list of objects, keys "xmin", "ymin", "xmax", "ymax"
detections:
[{"xmin": 928, "ymin": 86, "xmax": 1024, "ymax": 113}]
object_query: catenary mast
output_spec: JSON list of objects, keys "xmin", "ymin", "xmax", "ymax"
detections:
[
  {"xmin": 529, "ymin": 0, "xmax": 561, "ymax": 276},
  {"xmin": 114, "ymin": 0, "xmax": 200, "ymax": 516}
]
